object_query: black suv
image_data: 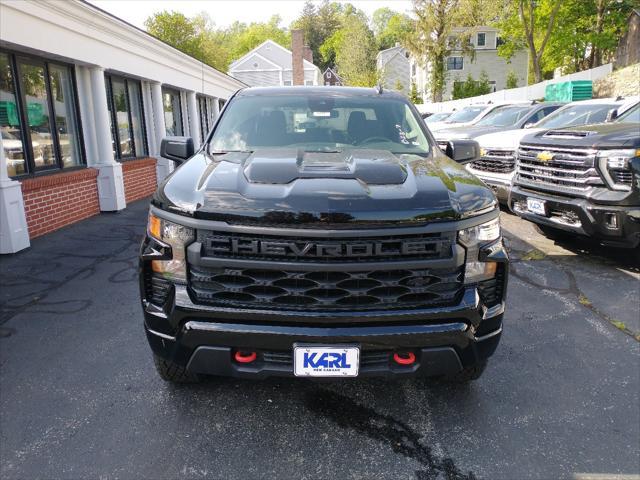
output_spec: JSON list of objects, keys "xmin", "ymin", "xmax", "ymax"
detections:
[
  {"xmin": 139, "ymin": 87, "xmax": 508, "ymax": 383},
  {"xmin": 510, "ymin": 102, "xmax": 640, "ymax": 248}
]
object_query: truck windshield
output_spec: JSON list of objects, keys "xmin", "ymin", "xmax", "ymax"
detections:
[
  {"xmin": 208, "ymin": 94, "xmax": 431, "ymax": 156},
  {"xmin": 535, "ymin": 103, "xmax": 616, "ymax": 129},
  {"xmin": 425, "ymin": 112, "xmax": 451, "ymax": 123},
  {"xmin": 475, "ymin": 106, "xmax": 530, "ymax": 127},
  {"xmin": 444, "ymin": 106, "xmax": 485, "ymax": 123},
  {"xmin": 616, "ymin": 103, "xmax": 639, "ymax": 123}
]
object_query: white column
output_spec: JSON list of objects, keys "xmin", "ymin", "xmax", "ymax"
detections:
[
  {"xmin": 187, "ymin": 91, "xmax": 201, "ymax": 149},
  {"xmin": 0, "ymin": 136, "xmax": 30, "ymax": 253},
  {"xmin": 89, "ymin": 66, "xmax": 126, "ymax": 212},
  {"xmin": 180, "ymin": 91, "xmax": 190, "ymax": 137},
  {"xmin": 141, "ymin": 82, "xmax": 157, "ymax": 156},
  {"xmin": 75, "ymin": 66, "xmax": 99, "ymax": 165},
  {"xmin": 211, "ymin": 97, "xmax": 220, "ymax": 126},
  {"xmin": 150, "ymin": 82, "xmax": 172, "ymax": 183}
]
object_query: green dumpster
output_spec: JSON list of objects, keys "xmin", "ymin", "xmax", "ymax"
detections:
[{"xmin": 545, "ymin": 80, "xmax": 592, "ymax": 102}]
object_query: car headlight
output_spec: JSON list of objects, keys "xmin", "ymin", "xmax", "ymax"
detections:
[
  {"xmin": 147, "ymin": 213, "xmax": 194, "ymax": 284},
  {"xmin": 458, "ymin": 218, "xmax": 501, "ymax": 284},
  {"xmin": 597, "ymin": 149, "xmax": 639, "ymax": 191}
]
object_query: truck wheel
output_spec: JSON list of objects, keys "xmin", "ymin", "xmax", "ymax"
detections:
[
  {"xmin": 153, "ymin": 355, "xmax": 201, "ymax": 384},
  {"xmin": 441, "ymin": 360, "xmax": 487, "ymax": 384}
]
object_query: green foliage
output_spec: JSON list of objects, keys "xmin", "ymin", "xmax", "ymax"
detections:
[
  {"xmin": 494, "ymin": 0, "xmax": 634, "ymax": 83},
  {"xmin": 394, "ymin": 79, "xmax": 405, "ymax": 92},
  {"xmin": 372, "ymin": 8, "xmax": 414, "ymax": 50},
  {"xmin": 144, "ymin": 11, "xmax": 290, "ymax": 72},
  {"xmin": 331, "ymin": 10, "xmax": 379, "ymax": 87},
  {"xmin": 506, "ymin": 70, "xmax": 519, "ymax": 89},
  {"xmin": 291, "ymin": 1, "xmax": 343, "ymax": 71},
  {"xmin": 409, "ymin": 82, "xmax": 423, "ymax": 104},
  {"xmin": 451, "ymin": 71, "xmax": 492, "ymax": 99}
]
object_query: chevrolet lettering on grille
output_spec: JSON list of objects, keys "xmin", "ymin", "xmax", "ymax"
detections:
[{"xmin": 206, "ymin": 237, "xmax": 440, "ymax": 258}]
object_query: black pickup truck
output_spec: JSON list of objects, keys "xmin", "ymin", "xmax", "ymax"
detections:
[
  {"xmin": 510, "ymin": 103, "xmax": 640, "ymax": 248},
  {"xmin": 139, "ymin": 87, "xmax": 508, "ymax": 384}
]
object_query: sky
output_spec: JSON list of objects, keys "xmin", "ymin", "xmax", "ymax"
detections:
[{"xmin": 89, "ymin": 0, "xmax": 414, "ymax": 29}]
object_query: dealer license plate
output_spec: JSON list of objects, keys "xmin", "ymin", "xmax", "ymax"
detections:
[
  {"xmin": 527, "ymin": 197, "xmax": 546, "ymax": 215},
  {"xmin": 293, "ymin": 345, "xmax": 360, "ymax": 377}
]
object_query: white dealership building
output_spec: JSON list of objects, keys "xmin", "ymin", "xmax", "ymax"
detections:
[{"xmin": 0, "ymin": 0, "xmax": 245, "ymax": 253}]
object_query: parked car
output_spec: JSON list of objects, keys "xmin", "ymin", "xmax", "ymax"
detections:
[
  {"xmin": 433, "ymin": 103, "xmax": 564, "ymax": 143},
  {"xmin": 427, "ymin": 102, "xmax": 530, "ymax": 132},
  {"xmin": 510, "ymin": 101, "xmax": 640, "ymax": 248},
  {"xmin": 422, "ymin": 111, "xmax": 452, "ymax": 123},
  {"xmin": 468, "ymin": 98, "xmax": 632, "ymax": 203},
  {"xmin": 139, "ymin": 86, "xmax": 508, "ymax": 384}
]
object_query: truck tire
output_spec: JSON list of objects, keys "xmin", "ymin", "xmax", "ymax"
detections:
[
  {"xmin": 153, "ymin": 355, "xmax": 201, "ymax": 384},
  {"xmin": 441, "ymin": 360, "xmax": 487, "ymax": 384}
]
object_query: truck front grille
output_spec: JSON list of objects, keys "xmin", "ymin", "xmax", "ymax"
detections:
[
  {"xmin": 470, "ymin": 150, "xmax": 515, "ymax": 174},
  {"xmin": 516, "ymin": 145, "xmax": 604, "ymax": 193},
  {"xmin": 189, "ymin": 265, "xmax": 464, "ymax": 311}
]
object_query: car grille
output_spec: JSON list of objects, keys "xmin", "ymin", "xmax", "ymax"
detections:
[
  {"xmin": 516, "ymin": 145, "xmax": 604, "ymax": 193},
  {"xmin": 470, "ymin": 150, "xmax": 515, "ymax": 174},
  {"xmin": 197, "ymin": 230, "xmax": 454, "ymax": 263},
  {"xmin": 189, "ymin": 265, "xmax": 464, "ymax": 311}
]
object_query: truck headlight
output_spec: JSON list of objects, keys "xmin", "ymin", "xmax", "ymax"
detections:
[
  {"xmin": 597, "ymin": 149, "xmax": 638, "ymax": 191},
  {"xmin": 147, "ymin": 213, "xmax": 194, "ymax": 284},
  {"xmin": 458, "ymin": 218, "xmax": 500, "ymax": 247},
  {"xmin": 459, "ymin": 218, "xmax": 501, "ymax": 284}
]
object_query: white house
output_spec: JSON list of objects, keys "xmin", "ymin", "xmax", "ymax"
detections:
[
  {"xmin": 376, "ymin": 45, "xmax": 411, "ymax": 93},
  {"xmin": 411, "ymin": 27, "xmax": 529, "ymax": 102},
  {"xmin": 228, "ymin": 39, "xmax": 321, "ymax": 87},
  {"xmin": 0, "ymin": 0, "xmax": 245, "ymax": 254}
]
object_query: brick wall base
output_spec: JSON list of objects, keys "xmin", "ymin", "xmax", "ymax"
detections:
[
  {"xmin": 21, "ymin": 168, "xmax": 100, "ymax": 239},
  {"xmin": 122, "ymin": 158, "xmax": 157, "ymax": 203}
]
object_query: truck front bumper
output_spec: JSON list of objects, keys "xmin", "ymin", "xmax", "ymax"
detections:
[
  {"xmin": 143, "ymin": 286, "xmax": 505, "ymax": 379},
  {"xmin": 510, "ymin": 186, "xmax": 640, "ymax": 248},
  {"xmin": 465, "ymin": 166, "xmax": 514, "ymax": 204}
]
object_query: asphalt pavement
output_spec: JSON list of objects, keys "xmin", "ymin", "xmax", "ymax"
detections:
[{"xmin": 1, "ymin": 198, "xmax": 639, "ymax": 480}]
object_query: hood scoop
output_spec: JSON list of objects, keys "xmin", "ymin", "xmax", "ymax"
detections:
[
  {"xmin": 543, "ymin": 129, "xmax": 596, "ymax": 138},
  {"xmin": 243, "ymin": 149, "xmax": 408, "ymax": 185}
]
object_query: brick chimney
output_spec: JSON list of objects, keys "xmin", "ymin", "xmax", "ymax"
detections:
[{"xmin": 291, "ymin": 29, "xmax": 304, "ymax": 86}]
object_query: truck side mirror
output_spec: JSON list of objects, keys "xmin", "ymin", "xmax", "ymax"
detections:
[
  {"xmin": 446, "ymin": 139, "xmax": 480, "ymax": 164},
  {"xmin": 606, "ymin": 108, "xmax": 619, "ymax": 122},
  {"xmin": 160, "ymin": 136, "xmax": 195, "ymax": 164}
]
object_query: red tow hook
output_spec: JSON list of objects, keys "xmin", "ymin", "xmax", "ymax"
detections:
[
  {"xmin": 393, "ymin": 351, "xmax": 416, "ymax": 365},
  {"xmin": 234, "ymin": 350, "xmax": 257, "ymax": 364}
]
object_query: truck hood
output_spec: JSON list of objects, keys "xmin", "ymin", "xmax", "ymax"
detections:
[
  {"xmin": 520, "ymin": 122, "xmax": 640, "ymax": 149},
  {"xmin": 475, "ymin": 128, "xmax": 545, "ymax": 150},
  {"xmin": 153, "ymin": 148, "xmax": 495, "ymax": 227}
]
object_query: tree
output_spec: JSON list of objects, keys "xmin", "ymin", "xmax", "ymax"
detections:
[
  {"xmin": 506, "ymin": 70, "xmax": 519, "ymax": 88},
  {"xmin": 394, "ymin": 79, "xmax": 405, "ymax": 92},
  {"xmin": 495, "ymin": 0, "xmax": 565, "ymax": 83},
  {"xmin": 406, "ymin": 0, "xmax": 456, "ymax": 102},
  {"xmin": 409, "ymin": 82, "xmax": 423, "ymax": 104},
  {"xmin": 451, "ymin": 71, "xmax": 492, "ymax": 99},
  {"xmin": 324, "ymin": 7, "xmax": 378, "ymax": 86},
  {"xmin": 372, "ymin": 8, "xmax": 414, "ymax": 50},
  {"xmin": 145, "ymin": 11, "xmax": 206, "ymax": 60},
  {"xmin": 291, "ymin": 1, "xmax": 342, "ymax": 70}
]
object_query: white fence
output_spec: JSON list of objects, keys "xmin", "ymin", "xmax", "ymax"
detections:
[{"xmin": 417, "ymin": 63, "xmax": 613, "ymax": 113}]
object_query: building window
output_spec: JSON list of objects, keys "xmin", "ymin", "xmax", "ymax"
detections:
[
  {"xmin": 283, "ymin": 80, "xmax": 292, "ymax": 86},
  {"xmin": 489, "ymin": 80, "xmax": 497, "ymax": 92},
  {"xmin": 477, "ymin": 33, "xmax": 486, "ymax": 47},
  {"xmin": 446, "ymin": 57, "xmax": 464, "ymax": 70},
  {"xmin": 1, "ymin": 50, "xmax": 84, "ymax": 178},
  {"xmin": 162, "ymin": 87, "xmax": 183, "ymax": 136},
  {"xmin": 304, "ymin": 80, "xmax": 313, "ymax": 86},
  {"xmin": 197, "ymin": 95, "xmax": 209, "ymax": 143},
  {"xmin": 105, "ymin": 74, "xmax": 147, "ymax": 160}
]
